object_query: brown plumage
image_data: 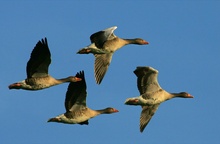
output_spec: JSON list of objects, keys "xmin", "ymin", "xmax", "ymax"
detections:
[
  {"xmin": 77, "ymin": 26, "xmax": 149, "ymax": 84},
  {"xmin": 47, "ymin": 71, "xmax": 119, "ymax": 124},
  {"xmin": 125, "ymin": 66, "xmax": 193, "ymax": 133},
  {"xmin": 8, "ymin": 38, "xmax": 81, "ymax": 90}
]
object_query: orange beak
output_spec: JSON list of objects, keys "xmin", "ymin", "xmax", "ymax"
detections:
[
  {"xmin": 187, "ymin": 94, "xmax": 194, "ymax": 98},
  {"xmin": 75, "ymin": 77, "xmax": 82, "ymax": 81},
  {"xmin": 144, "ymin": 41, "xmax": 149, "ymax": 45},
  {"xmin": 114, "ymin": 109, "xmax": 119, "ymax": 112}
]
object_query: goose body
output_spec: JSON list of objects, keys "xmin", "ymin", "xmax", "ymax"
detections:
[
  {"xmin": 77, "ymin": 26, "xmax": 149, "ymax": 84},
  {"xmin": 8, "ymin": 38, "xmax": 81, "ymax": 90},
  {"xmin": 125, "ymin": 66, "xmax": 193, "ymax": 133},
  {"xmin": 47, "ymin": 71, "xmax": 119, "ymax": 125}
]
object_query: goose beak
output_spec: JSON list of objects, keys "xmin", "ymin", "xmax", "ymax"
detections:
[
  {"xmin": 144, "ymin": 41, "xmax": 149, "ymax": 44},
  {"xmin": 114, "ymin": 109, "xmax": 119, "ymax": 113},
  {"xmin": 187, "ymin": 94, "xmax": 194, "ymax": 98},
  {"xmin": 75, "ymin": 77, "xmax": 82, "ymax": 82},
  {"xmin": 77, "ymin": 48, "xmax": 91, "ymax": 54},
  {"xmin": 8, "ymin": 83, "xmax": 21, "ymax": 89}
]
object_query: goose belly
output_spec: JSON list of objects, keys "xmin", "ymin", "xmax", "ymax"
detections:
[
  {"xmin": 25, "ymin": 77, "xmax": 56, "ymax": 90},
  {"xmin": 60, "ymin": 114, "xmax": 91, "ymax": 124}
]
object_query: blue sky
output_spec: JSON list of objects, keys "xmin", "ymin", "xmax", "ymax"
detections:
[{"xmin": 1, "ymin": 1, "xmax": 220, "ymax": 144}]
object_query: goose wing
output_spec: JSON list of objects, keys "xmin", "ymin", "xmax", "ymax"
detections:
[
  {"xmin": 134, "ymin": 66, "xmax": 161, "ymax": 95},
  {"xmin": 139, "ymin": 104, "xmax": 160, "ymax": 132},
  {"xmin": 26, "ymin": 37, "xmax": 51, "ymax": 78},
  {"xmin": 94, "ymin": 53, "xmax": 113, "ymax": 84},
  {"xmin": 134, "ymin": 67, "xmax": 162, "ymax": 132},
  {"xmin": 90, "ymin": 26, "xmax": 117, "ymax": 48},
  {"xmin": 65, "ymin": 71, "xmax": 87, "ymax": 112}
]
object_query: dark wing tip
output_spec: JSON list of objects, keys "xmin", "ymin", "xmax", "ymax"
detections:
[
  {"xmin": 139, "ymin": 118, "xmax": 148, "ymax": 133},
  {"xmin": 140, "ymin": 128, "xmax": 144, "ymax": 133},
  {"xmin": 65, "ymin": 70, "xmax": 87, "ymax": 111},
  {"xmin": 73, "ymin": 70, "xmax": 86, "ymax": 89},
  {"xmin": 95, "ymin": 76, "xmax": 103, "ymax": 85},
  {"xmin": 134, "ymin": 66, "xmax": 158, "ymax": 77},
  {"xmin": 41, "ymin": 37, "xmax": 47, "ymax": 45},
  {"xmin": 140, "ymin": 123, "xmax": 147, "ymax": 133},
  {"xmin": 26, "ymin": 37, "xmax": 51, "ymax": 78},
  {"xmin": 133, "ymin": 66, "xmax": 147, "ymax": 77},
  {"xmin": 139, "ymin": 105, "xmax": 160, "ymax": 133},
  {"xmin": 36, "ymin": 37, "xmax": 48, "ymax": 47},
  {"xmin": 34, "ymin": 37, "xmax": 49, "ymax": 54},
  {"xmin": 75, "ymin": 70, "xmax": 85, "ymax": 80}
]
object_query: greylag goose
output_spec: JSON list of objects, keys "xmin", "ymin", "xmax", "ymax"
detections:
[
  {"xmin": 124, "ymin": 66, "xmax": 193, "ymax": 133},
  {"xmin": 47, "ymin": 71, "xmax": 119, "ymax": 124},
  {"xmin": 8, "ymin": 38, "xmax": 81, "ymax": 90},
  {"xmin": 77, "ymin": 26, "xmax": 149, "ymax": 84}
]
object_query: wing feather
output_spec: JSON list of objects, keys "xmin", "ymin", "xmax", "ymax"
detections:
[
  {"xmin": 90, "ymin": 26, "xmax": 117, "ymax": 48},
  {"xmin": 134, "ymin": 67, "xmax": 161, "ymax": 95},
  {"xmin": 26, "ymin": 38, "xmax": 51, "ymax": 78},
  {"xmin": 94, "ymin": 53, "xmax": 113, "ymax": 84},
  {"xmin": 65, "ymin": 71, "xmax": 87, "ymax": 112},
  {"xmin": 140, "ymin": 104, "xmax": 160, "ymax": 132}
]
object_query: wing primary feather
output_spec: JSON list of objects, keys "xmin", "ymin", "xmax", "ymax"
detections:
[
  {"xmin": 64, "ymin": 71, "xmax": 87, "ymax": 112},
  {"xmin": 140, "ymin": 104, "xmax": 160, "ymax": 132},
  {"xmin": 26, "ymin": 37, "xmax": 51, "ymax": 78}
]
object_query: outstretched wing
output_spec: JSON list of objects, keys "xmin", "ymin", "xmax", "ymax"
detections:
[
  {"xmin": 140, "ymin": 104, "xmax": 160, "ymax": 133},
  {"xmin": 134, "ymin": 66, "xmax": 161, "ymax": 95},
  {"xmin": 26, "ymin": 37, "xmax": 51, "ymax": 78},
  {"xmin": 134, "ymin": 67, "xmax": 161, "ymax": 132},
  {"xmin": 90, "ymin": 26, "xmax": 117, "ymax": 48},
  {"xmin": 65, "ymin": 71, "xmax": 87, "ymax": 112},
  {"xmin": 94, "ymin": 53, "xmax": 113, "ymax": 84}
]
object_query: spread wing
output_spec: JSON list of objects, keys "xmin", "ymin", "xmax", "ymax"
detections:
[
  {"xmin": 134, "ymin": 66, "xmax": 161, "ymax": 95},
  {"xmin": 134, "ymin": 67, "xmax": 161, "ymax": 132},
  {"xmin": 140, "ymin": 104, "xmax": 160, "ymax": 133},
  {"xmin": 65, "ymin": 71, "xmax": 87, "ymax": 112},
  {"xmin": 26, "ymin": 37, "xmax": 51, "ymax": 78},
  {"xmin": 90, "ymin": 26, "xmax": 117, "ymax": 48},
  {"xmin": 94, "ymin": 53, "xmax": 113, "ymax": 84}
]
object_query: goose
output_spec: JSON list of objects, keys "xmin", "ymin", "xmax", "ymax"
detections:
[
  {"xmin": 77, "ymin": 26, "xmax": 149, "ymax": 84},
  {"xmin": 8, "ymin": 38, "xmax": 81, "ymax": 90},
  {"xmin": 47, "ymin": 71, "xmax": 119, "ymax": 124},
  {"xmin": 124, "ymin": 66, "xmax": 193, "ymax": 133}
]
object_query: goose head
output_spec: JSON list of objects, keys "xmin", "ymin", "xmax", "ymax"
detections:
[
  {"xmin": 173, "ymin": 92, "xmax": 194, "ymax": 98},
  {"xmin": 131, "ymin": 38, "xmax": 149, "ymax": 45},
  {"xmin": 47, "ymin": 117, "xmax": 61, "ymax": 123},
  {"xmin": 66, "ymin": 76, "xmax": 82, "ymax": 82},
  {"xmin": 101, "ymin": 107, "xmax": 119, "ymax": 114},
  {"xmin": 8, "ymin": 82, "xmax": 23, "ymax": 89},
  {"xmin": 124, "ymin": 97, "xmax": 143, "ymax": 105}
]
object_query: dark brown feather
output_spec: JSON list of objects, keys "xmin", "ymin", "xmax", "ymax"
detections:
[
  {"xmin": 90, "ymin": 31, "xmax": 107, "ymax": 48},
  {"xmin": 65, "ymin": 71, "xmax": 87, "ymax": 112},
  {"xmin": 26, "ymin": 38, "xmax": 51, "ymax": 78}
]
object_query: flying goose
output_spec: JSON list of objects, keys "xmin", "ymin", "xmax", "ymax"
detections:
[
  {"xmin": 47, "ymin": 71, "xmax": 119, "ymax": 124},
  {"xmin": 8, "ymin": 38, "xmax": 81, "ymax": 90},
  {"xmin": 125, "ymin": 66, "xmax": 193, "ymax": 133},
  {"xmin": 77, "ymin": 26, "xmax": 149, "ymax": 84}
]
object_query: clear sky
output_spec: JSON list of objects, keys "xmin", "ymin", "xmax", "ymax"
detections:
[{"xmin": 1, "ymin": 1, "xmax": 219, "ymax": 144}]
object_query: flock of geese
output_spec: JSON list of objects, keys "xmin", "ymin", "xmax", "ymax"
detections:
[{"xmin": 8, "ymin": 26, "xmax": 193, "ymax": 133}]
